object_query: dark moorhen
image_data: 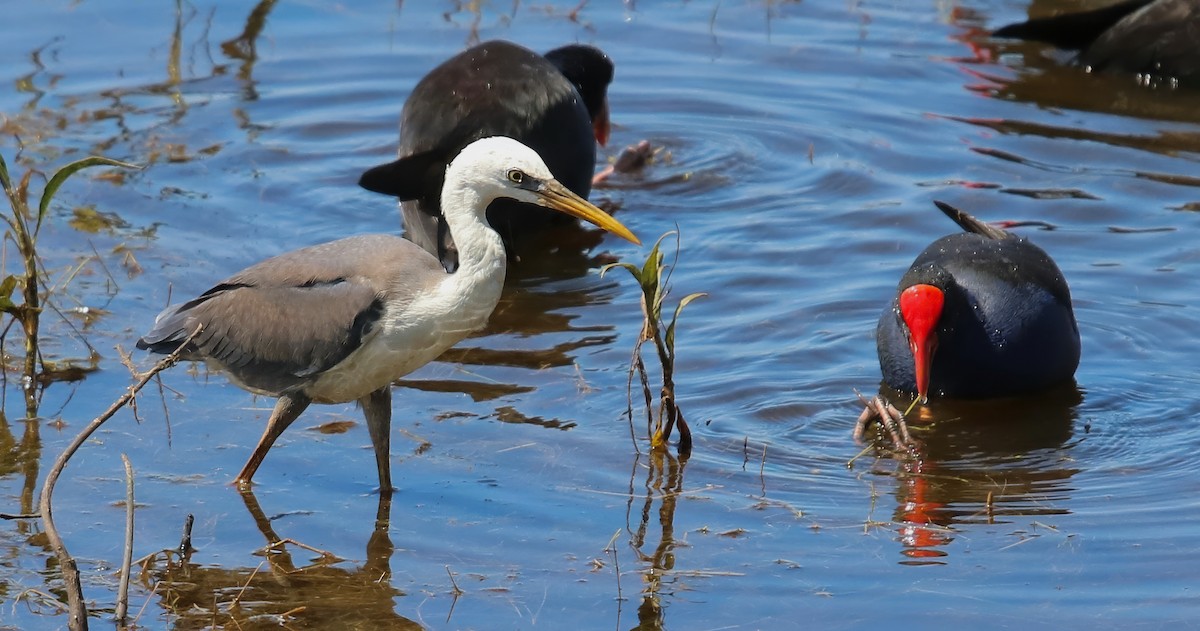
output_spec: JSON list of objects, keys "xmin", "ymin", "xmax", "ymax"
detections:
[
  {"xmin": 992, "ymin": 0, "xmax": 1200, "ymax": 86},
  {"xmin": 359, "ymin": 40, "xmax": 614, "ymax": 271},
  {"xmin": 856, "ymin": 201, "xmax": 1081, "ymax": 447}
]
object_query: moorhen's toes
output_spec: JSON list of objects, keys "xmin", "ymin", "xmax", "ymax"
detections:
[{"xmin": 854, "ymin": 396, "xmax": 920, "ymax": 452}]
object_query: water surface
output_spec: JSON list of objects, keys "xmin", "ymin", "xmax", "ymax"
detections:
[{"xmin": 2, "ymin": 1, "xmax": 1199, "ymax": 629}]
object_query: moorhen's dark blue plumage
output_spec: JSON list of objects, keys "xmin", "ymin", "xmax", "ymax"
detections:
[
  {"xmin": 359, "ymin": 40, "xmax": 614, "ymax": 271},
  {"xmin": 875, "ymin": 201, "xmax": 1081, "ymax": 401},
  {"xmin": 992, "ymin": 0, "xmax": 1200, "ymax": 85}
]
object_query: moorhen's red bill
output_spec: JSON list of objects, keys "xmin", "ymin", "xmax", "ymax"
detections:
[
  {"xmin": 359, "ymin": 40, "xmax": 614, "ymax": 271},
  {"xmin": 992, "ymin": 0, "xmax": 1199, "ymax": 86},
  {"xmin": 858, "ymin": 201, "xmax": 1081, "ymax": 447}
]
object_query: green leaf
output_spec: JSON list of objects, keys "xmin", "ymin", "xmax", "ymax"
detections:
[
  {"xmin": 37, "ymin": 156, "xmax": 139, "ymax": 236},
  {"xmin": 0, "ymin": 152, "xmax": 11, "ymax": 194},
  {"xmin": 665, "ymin": 292, "xmax": 706, "ymax": 357},
  {"xmin": 641, "ymin": 232, "xmax": 675, "ymax": 282},
  {"xmin": 640, "ymin": 238, "xmax": 662, "ymax": 285},
  {"xmin": 646, "ymin": 232, "xmax": 679, "ymax": 316},
  {"xmin": 599, "ymin": 261, "xmax": 641, "ymax": 279},
  {"xmin": 0, "ymin": 274, "xmax": 19, "ymax": 313},
  {"xmin": 0, "ymin": 274, "xmax": 18, "ymax": 299}
]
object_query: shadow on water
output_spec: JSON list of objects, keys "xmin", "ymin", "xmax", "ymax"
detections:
[
  {"xmin": 0, "ymin": 412, "xmax": 41, "ymax": 537},
  {"xmin": 147, "ymin": 490, "xmax": 419, "ymax": 629},
  {"xmin": 861, "ymin": 384, "xmax": 1083, "ymax": 565}
]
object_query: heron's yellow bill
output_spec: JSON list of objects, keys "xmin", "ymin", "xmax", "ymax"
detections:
[{"xmin": 537, "ymin": 180, "xmax": 640, "ymax": 245}]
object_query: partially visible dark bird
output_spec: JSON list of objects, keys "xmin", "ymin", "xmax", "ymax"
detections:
[
  {"xmin": 992, "ymin": 0, "xmax": 1200, "ymax": 86},
  {"xmin": 858, "ymin": 201, "xmax": 1081, "ymax": 446},
  {"xmin": 138, "ymin": 137, "xmax": 639, "ymax": 490},
  {"xmin": 360, "ymin": 40, "xmax": 614, "ymax": 271}
]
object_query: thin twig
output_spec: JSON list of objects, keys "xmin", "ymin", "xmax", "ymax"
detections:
[
  {"xmin": 128, "ymin": 581, "xmax": 161, "ymax": 628},
  {"xmin": 846, "ymin": 443, "xmax": 873, "ymax": 469},
  {"xmin": 445, "ymin": 565, "xmax": 463, "ymax": 596},
  {"xmin": 115, "ymin": 454, "xmax": 134, "ymax": 626},
  {"xmin": 624, "ymin": 346, "xmax": 641, "ymax": 455},
  {"xmin": 759, "ymin": 444, "xmax": 767, "ymax": 497},
  {"xmin": 0, "ymin": 512, "xmax": 38, "ymax": 520},
  {"xmin": 229, "ymin": 558, "xmax": 268, "ymax": 609},
  {"xmin": 444, "ymin": 568, "xmax": 461, "ymax": 624},
  {"xmin": 604, "ymin": 529, "xmax": 623, "ymax": 602},
  {"xmin": 634, "ymin": 351, "xmax": 652, "ymax": 440},
  {"xmin": 38, "ymin": 325, "xmax": 201, "ymax": 631}
]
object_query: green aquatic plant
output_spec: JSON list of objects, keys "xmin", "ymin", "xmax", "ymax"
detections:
[
  {"xmin": 0, "ymin": 151, "xmax": 136, "ymax": 414},
  {"xmin": 602, "ymin": 231, "xmax": 704, "ymax": 455}
]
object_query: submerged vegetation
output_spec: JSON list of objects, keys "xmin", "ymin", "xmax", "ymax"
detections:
[
  {"xmin": 603, "ymin": 231, "xmax": 704, "ymax": 456},
  {"xmin": 0, "ymin": 152, "xmax": 136, "ymax": 415},
  {"xmin": 0, "ymin": 151, "xmax": 142, "ymax": 631}
]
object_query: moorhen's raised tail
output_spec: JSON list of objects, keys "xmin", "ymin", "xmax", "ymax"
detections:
[
  {"xmin": 359, "ymin": 40, "xmax": 614, "ymax": 271},
  {"xmin": 856, "ymin": 201, "xmax": 1080, "ymax": 447},
  {"xmin": 992, "ymin": 0, "xmax": 1200, "ymax": 86}
]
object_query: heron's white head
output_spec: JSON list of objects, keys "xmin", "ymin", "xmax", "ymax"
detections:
[
  {"xmin": 444, "ymin": 136, "xmax": 555, "ymax": 214},
  {"xmin": 442, "ymin": 136, "xmax": 639, "ymax": 244}
]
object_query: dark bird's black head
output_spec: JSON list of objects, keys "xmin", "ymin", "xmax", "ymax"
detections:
[{"xmin": 544, "ymin": 44, "xmax": 614, "ymax": 145}]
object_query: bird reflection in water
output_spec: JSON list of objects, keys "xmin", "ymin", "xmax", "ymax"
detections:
[
  {"xmin": 861, "ymin": 384, "xmax": 1083, "ymax": 564},
  {"xmin": 948, "ymin": 1, "xmax": 1200, "ymax": 130},
  {"xmin": 144, "ymin": 489, "xmax": 418, "ymax": 628}
]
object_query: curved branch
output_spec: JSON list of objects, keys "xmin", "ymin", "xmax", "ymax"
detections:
[{"xmin": 38, "ymin": 326, "xmax": 201, "ymax": 631}]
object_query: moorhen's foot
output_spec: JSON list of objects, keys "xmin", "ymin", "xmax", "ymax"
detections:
[
  {"xmin": 853, "ymin": 395, "xmax": 920, "ymax": 452},
  {"xmin": 593, "ymin": 139, "xmax": 655, "ymax": 185}
]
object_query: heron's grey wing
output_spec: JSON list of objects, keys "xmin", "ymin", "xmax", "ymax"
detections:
[{"xmin": 137, "ymin": 234, "xmax": 443, "ymax": 396}]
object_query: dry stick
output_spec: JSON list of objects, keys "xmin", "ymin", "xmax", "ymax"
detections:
[
  {"xmin": 624, "ymin": 346, "xmax": 641, "ymax": 455},
  {"xmin": 229, "ymin": 557, "xmax": 268, "ymax": 610},
  {"xmin": 604, "ymin": 528, "xmax": 623, "ymax": 600},
  {"xmin": 648, "ymin": 312, "xmax": 675, "ymax": 445},
  {"xmin": 115, "ymin": 454, "xmax": 135, "ymax": 627},
  {"xmin": 444, "ymin": 564, "xmax": 462, "ymax": 624},
  {"xmin": 38, "ymin": 325, "xmax": 201, "ymax": 631},
  {"xmin": 128, "ymin": 581, "xmax": 161, "ymax": 629},
  {"xmin": 178, "ymin": 513, "xmax": 195, "ymax": 559},
  {"xmin": 846, "ymin": 443, "xmax": 873, "ymax": 469},
  {"xmin": 759, "ymin": 445, "xmax": 767, "ymax": 497},
  {"xmin": 633, "ymin": 351, "xmax": 653, "ymax": 445},
  {"xmin": 0, "ymin": 511, "xmax": 37, "ymax": 520},
  {"xmin": 605, "ymin": 528, "xmax": 625, "ymax": 631},
  {"xmin": 445, "ymin": 565, "xmax": 463, "ymax": 596}
]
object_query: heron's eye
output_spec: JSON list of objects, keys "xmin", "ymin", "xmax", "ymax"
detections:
[{"xmin": 506, "ymin": 169, "xmax": 524, "ymax": 184}]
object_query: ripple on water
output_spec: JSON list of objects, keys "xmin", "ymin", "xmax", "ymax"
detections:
[{"xmin": 7, "ymin": 1, "xmax": 1200, "ymax": 628}]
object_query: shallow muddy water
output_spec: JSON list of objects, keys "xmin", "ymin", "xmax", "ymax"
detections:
[{"xmin": 2, "ymin": 1, "xmax": 1200, "ymax": 629}]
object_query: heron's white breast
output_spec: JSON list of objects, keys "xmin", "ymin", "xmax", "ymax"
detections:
[{"xmin": 305, "ymin": 254, "xmax": 506, "ymax": 404}]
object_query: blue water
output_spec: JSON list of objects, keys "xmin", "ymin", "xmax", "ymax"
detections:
[{"xmin": 2, "ymin": 1, "xmax": 1200, "ymax": 629}]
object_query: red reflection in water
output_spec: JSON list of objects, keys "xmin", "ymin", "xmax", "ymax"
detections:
[{"xmin": 896, "ymin": 458, "xmax": 951, "ymax": 560}]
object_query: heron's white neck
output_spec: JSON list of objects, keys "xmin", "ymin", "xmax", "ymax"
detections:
[{"xmin": 440, "ymin": 175, "xmax": 507, "ymax": 298}]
